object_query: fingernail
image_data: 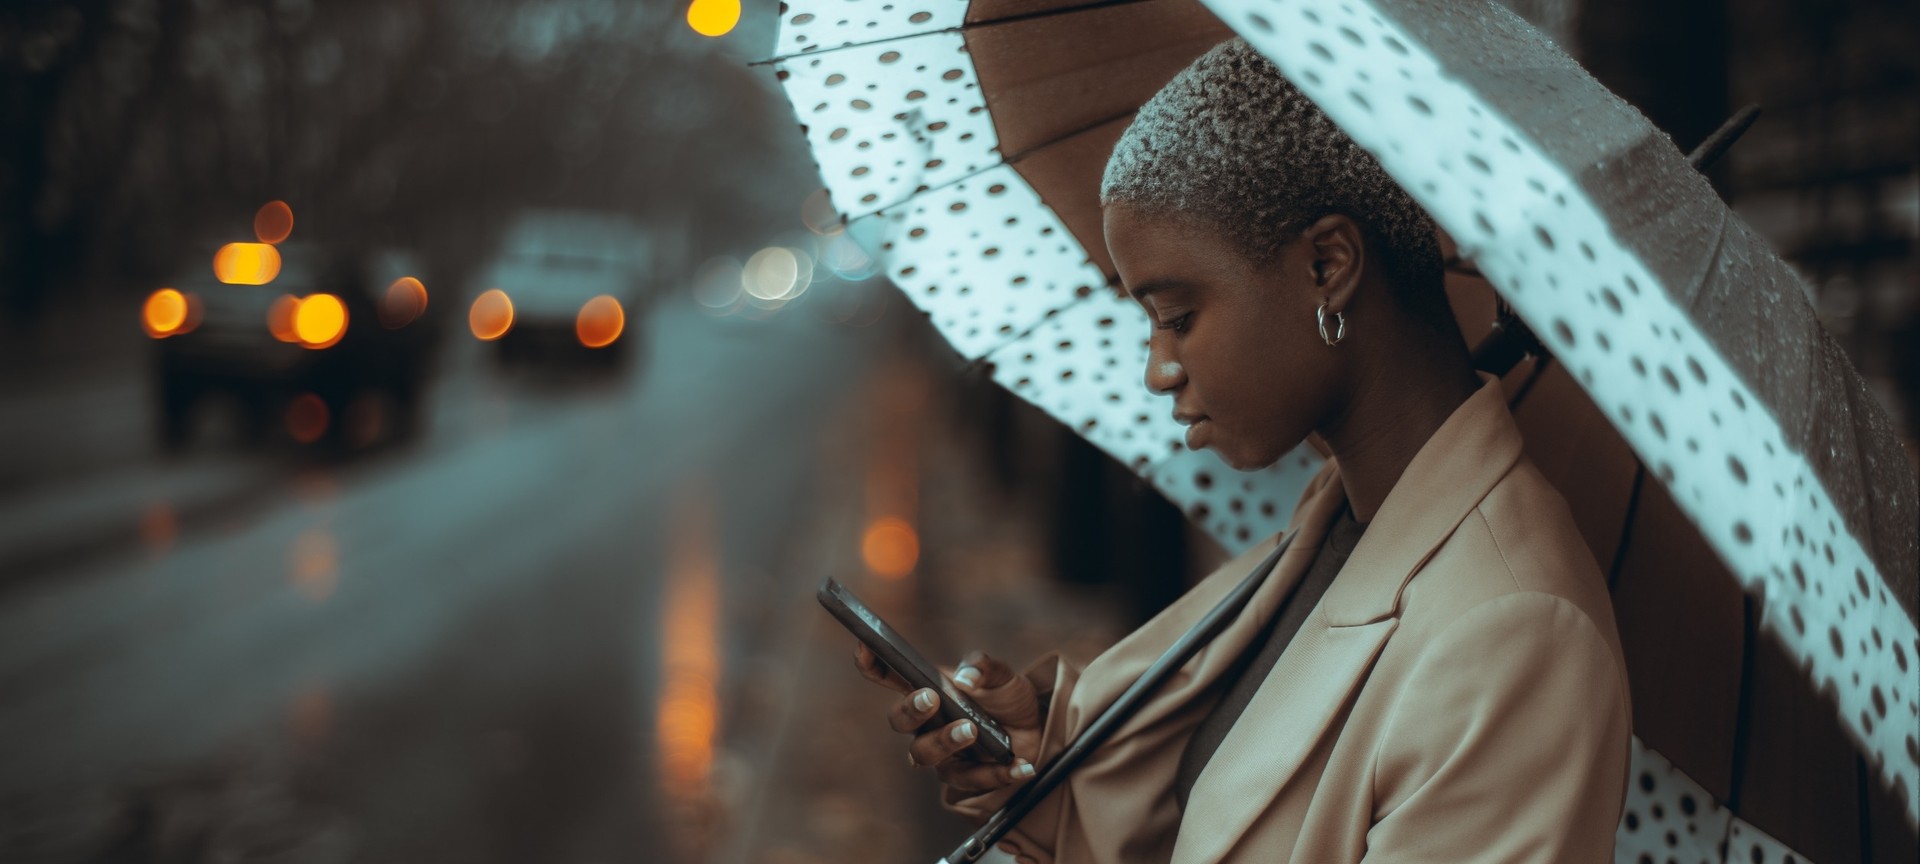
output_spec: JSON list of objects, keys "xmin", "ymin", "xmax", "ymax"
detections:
[
  {"xmin": 951, "ymin": 721, "xmax": 974, "ymax": 742},
  {"xmin": 1014, "ymin": 761, "xmax": 1036, "ymax": 779},
  {"xmin": 913, "ymin": 689, "xmax": 936, "ymax": 712},
  {"xmin": 954, "ymin": 666, "xmax": 981, "ymax": 689}
]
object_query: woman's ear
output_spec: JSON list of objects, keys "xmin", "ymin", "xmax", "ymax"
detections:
[{"xmin": 1302, "ymin": 214, "xmax": 1364, "ymax": 308}]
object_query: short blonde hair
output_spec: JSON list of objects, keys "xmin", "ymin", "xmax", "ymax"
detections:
[{"xmin": 1101, "ymin": 37, "xmax": 1449, "ymax": 328}]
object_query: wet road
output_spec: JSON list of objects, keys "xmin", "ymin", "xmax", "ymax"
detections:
[{"xmin": 0, "ymin": 293, "xmax": 887, "ymax": 863}]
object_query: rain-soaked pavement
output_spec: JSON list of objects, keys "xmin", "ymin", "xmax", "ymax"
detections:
[{"xmin": 0, "ymin": 288, "xmax": 909, "ymax": 863}]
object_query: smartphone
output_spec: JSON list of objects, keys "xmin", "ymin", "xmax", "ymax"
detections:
[{"xmin": 818, "ymin": 577, "xmax": 1016, "ymax": 764}]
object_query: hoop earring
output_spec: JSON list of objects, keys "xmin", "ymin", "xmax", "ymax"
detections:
[{"xmin": 1317, "ymin": 302, "xmax": 1346, "ymax": 346}]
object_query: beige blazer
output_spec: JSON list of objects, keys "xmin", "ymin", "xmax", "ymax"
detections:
[{"xmin": 947, "ymin": 370, "xmax": 1633, "ymax": 862}]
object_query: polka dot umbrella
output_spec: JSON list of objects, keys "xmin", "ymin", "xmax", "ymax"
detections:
[{"xmin": 762, "ymin": 0, "xmax": 1919, "ymax": 857}]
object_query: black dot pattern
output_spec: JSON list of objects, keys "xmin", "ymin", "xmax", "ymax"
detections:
[
  {"xmin": 980, "ymin": 291, "xmax": 1179, "ymax": 470},
  {"xmin": 1220, "ymin": 0, "xmax": 1920, "ymax": 820},
  {"xmin": 1142, "ymin": 446, "xmax": 1321, "ymax": 548},
  {"xmin": 842, "ymin": 166, "xmax": 1105, "ymax": 359},
  {"xmin": 1617, "ymin": 739, "xmax": 1728, "ymax": 861},
  {"xmin": 1727, "ymin": 814, "xmax": 1813, "ymax": 864},
  {"xmin": 1615, "ymin": 738, "xmax": 1820, "ymax": 864},
  {"xmin": 776, "ymin": 2, "xmax": 965, "ymax": 57},
  {"xmin": 778, "ymin": 33, "xmax": 998, "ymax": 223}
]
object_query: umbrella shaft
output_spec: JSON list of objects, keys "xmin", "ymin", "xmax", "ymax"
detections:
[{"xmin": 938, "ymin": 529, "xmax": 1300, "ymax": 863}]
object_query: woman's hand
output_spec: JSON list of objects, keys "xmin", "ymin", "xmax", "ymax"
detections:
[{"xmin": 854, "ymin": 643, "xmax": 1047, "ymax": 792}]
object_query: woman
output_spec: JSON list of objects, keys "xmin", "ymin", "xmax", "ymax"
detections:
[{"xmin": 856, "ymin": 37, "xmax": 1632, "ymax": 862}]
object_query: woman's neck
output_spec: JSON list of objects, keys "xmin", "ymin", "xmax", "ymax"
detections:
[{"xmin": 1317, "ymin": 334, "xmax": 1482, "ymax": 524}]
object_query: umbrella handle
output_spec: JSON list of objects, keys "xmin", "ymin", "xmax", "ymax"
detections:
[{"xmin": 935, "ymin": 528, "xmax": 1301, "ymax": 864}]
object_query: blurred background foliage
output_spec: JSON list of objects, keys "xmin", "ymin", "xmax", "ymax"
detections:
[{"xmin": 0, "ymin": 0, "xmax": 802, "ymax": 325}]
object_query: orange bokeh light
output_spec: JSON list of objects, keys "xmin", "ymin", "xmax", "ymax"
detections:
[
  {"xmin": 254, "ymin": 200, "xmax": 294, "ymax": 244},
  {"xmin": 140, "ymin": 501, "xmax": 178, "ymax": 554},
  {"xmin": 380, "ymin": 276, "xmax": 429, "ymax": 329},
  {"xmin": 143, "ymin": 288, "xmax": 188, "ymax": 338},
  {"xmin": 294, "ymin": 293, "xmax": 347, "ymax": 348},
  {"xmin": 290, "ymin": 526, "xmax": 338, "ymax": 601},
  {"xmin": 686, "ymin": 0, "xmax": 740, "ymax": 37},
  {"xmin": 287, "ymin": 393, "xmax": 330, "ymax": 444},
  {"xmin": 660, "ymin": 484, "xmax": 720, "ymax": 800},
  {"xmin": 470, "ymin": 288, "xmax": 514, "ymax": 341},
  {"xmin": 861, "ymin": 517, "xmax": 919, "ymax": 580},
  {"xmin": 267, "ymin": 294, "xmax": 301, "ymax": 342},
  {"xmin": 213, "ymin": 242, "xmax": 283, "ymax": 285},
  {"xmin": 576, "ymin": 295, "xmax": 625, "ymax": 348}
]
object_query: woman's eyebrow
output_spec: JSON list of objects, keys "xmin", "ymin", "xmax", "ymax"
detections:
[{"xmin": 1128, "ymin": 279, "xmax": 1191, "ymax": 300}]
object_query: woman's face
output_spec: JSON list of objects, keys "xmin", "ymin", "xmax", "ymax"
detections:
[{"xmin": 1103, "ymin": 202, "xmax": 1352, "ymax": 471}]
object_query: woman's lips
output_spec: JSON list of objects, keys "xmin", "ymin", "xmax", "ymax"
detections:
[{"xmin": 1184, "ymin": 417, "xmax": 1212, "ymax": 451}]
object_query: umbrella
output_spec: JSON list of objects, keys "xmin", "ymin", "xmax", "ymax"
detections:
[{"xmin": 761, "ymin": 0, "xmax": 1920, "ymax": 855}]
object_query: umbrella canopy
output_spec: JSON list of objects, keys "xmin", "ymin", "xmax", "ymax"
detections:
[{"xmin": 763, "ymin": 0, "xmax": 1920, "ymax": 850}]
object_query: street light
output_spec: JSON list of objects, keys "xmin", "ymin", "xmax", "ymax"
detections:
[{"xmin": 686, "ymin": 0, "xmax": 740, "ymax": 37}]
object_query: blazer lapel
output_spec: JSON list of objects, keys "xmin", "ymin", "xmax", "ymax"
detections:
[{"xmin": 1166, "ymin": 371, "xmax": 1527, "ymax": 864}]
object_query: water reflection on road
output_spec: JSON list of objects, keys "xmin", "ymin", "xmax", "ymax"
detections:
[
  {"xmin": 0, "ymin": 293, "xmax": 885, "ymax": 863},
  {"xmin": 660, "ymin": 477, "xmax": 724, "ymax": 858}
]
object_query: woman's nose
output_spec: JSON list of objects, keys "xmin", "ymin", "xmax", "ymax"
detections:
[{"xmin": 1144, "ymin": 344, "xmax": 1185, "ymax": 395}]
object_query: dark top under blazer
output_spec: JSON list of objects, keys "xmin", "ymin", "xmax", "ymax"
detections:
[{"xmin": 1174, "ymin": 500, "xmax": 1367, "ymax": 811}]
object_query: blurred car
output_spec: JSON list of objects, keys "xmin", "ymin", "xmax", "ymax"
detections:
[
  {"xmin": 148, "ymin": 242, "xmax": 437, "ymax": 451},
  {"xmin": 468, "ymin": 210, "xmax": 656, "ymax": 368}
]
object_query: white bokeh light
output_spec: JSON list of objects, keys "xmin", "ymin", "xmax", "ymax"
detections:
[{"xmin": 742, "ymin": 247, "xmax": 798, "ymax": 301}]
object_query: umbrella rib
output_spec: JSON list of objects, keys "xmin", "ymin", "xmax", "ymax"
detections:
[
  {"xmin": 1722, "ymin": 593, "xmax": 1761, "ymax": 813},
  {"xmin": 1001, "ymin": 110, "xmax": 1140, "ymax": 164},
  {"xmin": 750, "ymin": 0, "xmax": 1164, "ymax": 67},
  {"xmin": 849, "ymin": 109, "xmax": 1139, "ymax": 222},
  {"xmin": 1505, "ymin": 353, "xmax": 1554, "ymax": 410},
  {"xmin": 1604, "ymin": 464, "xmax": 1645, "ymax": 594},
  {"xmin": 1685, "ymin": 207, "xmax": 1732, "ymax": 317}
]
